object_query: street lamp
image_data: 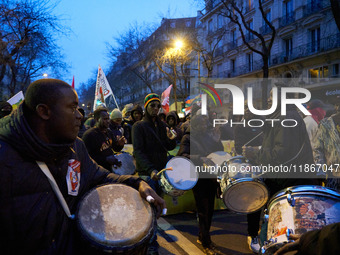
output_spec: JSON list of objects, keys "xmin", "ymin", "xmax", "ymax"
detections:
[
  {"xmin": 174, "ymin": 39, "xmax": 184, "ymax": 49},
  {"xmin": 42, "ymin": 73, "xmax": 48, "ymax": 78}
]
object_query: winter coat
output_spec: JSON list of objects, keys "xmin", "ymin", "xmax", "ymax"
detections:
[
  {"xmin": 132, "ymin": 114, "xmax": 176, "ymax": 176},
  {"xmin": 0, "ymin": 103, "xmax": 141, "ymax": 255}
]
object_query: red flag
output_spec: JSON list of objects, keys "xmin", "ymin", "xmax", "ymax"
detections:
[
  {"xmin": 71, "ymin": 76, "xmax": 75, "ymax": 89},
  {"xmin": 161, "ymin": 84, "xmax": 173, "ymax": 114}
]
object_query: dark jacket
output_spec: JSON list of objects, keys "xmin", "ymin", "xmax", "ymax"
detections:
[
  {"xmin": 298, "ymin": 222, "xmax": 340, "ymax": 255},
  {"xmin": 82, "ymin": 127, "xmax": 123, "ymax": 170},
  {"xmin": 234, "ymin": 122, "xmax": 263, "ymax": 156},
  {"xmin": 123, "ymin": 105, "xmax": 143, "ymax": 144},
  {"xmin": 0, "ymin": 103, "xmax": 141, "ymax": 255},
  {"xmin": 132, "ymin": 114, "xmax": 176, "ymax": 176},
  {"xmin": 166, "ymin": 111, "xmax": 183, "ymax": 142}
]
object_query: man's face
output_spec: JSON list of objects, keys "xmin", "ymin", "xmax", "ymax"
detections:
[
  {"xmin": 133, "ymin": 111, "xmax": 142, "ymax": 121},
  {"xmin": 168, "ymin": 116, "xmax": 175, "ymax": 126},
  {"xmin": 48, "ymin": 87, "xmax": 82, "ymax": 143},
  {"xmin": 98, "ymin": 111, "xmax": 110, "ymax": 129},
  {"xmin": 146, "ymin": 101, "xmax": 161, "ymax": 117},
  {"xmin": 111, "ymin": 118, "xmax": 122, "ymax": 126}
]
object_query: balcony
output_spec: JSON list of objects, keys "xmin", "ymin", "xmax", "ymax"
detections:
[
  {"xmin": 227, "ymin": 41, "xmax": 238, "ymax": 50},
  {"xmin": 303, "ymin": 1, "xmax": 323, "ymax": 17},
  {"xmin": 270, "ymin": 33, "xmax": 340, "ymax": 66},
  {"xmin": 279, "ymin": 11, "xmax": 295, "ymax": 27}
]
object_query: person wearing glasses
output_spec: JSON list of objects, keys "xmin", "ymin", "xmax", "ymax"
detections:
[{"xmin": 131, "ymin": 93, "xmax": 176, "ymax": 255}]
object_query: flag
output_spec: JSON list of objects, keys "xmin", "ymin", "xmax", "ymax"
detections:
[
  {"xmin": 93, "ymin": 65, "xmax": 120, "ymax": 111},
  {"xmin": 161, "ymin": 84, "xmax": 173, "ymax": 113},
  {"xmin": 7, "ymin": 91, "xmax": 24, "ymax": 110},
  {"xmin": 71, "ymin": 76, "xmax": 75, "ymax": 89}
]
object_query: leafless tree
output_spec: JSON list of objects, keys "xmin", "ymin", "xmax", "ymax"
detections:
[{"xmin": 0, "ymin": 0, "xmax": 68, "ymax": 98}]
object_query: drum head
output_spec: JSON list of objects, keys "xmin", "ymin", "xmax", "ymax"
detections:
[
  {"xmin": 112, "ymin": 153, "xmax": 136, "ymax": 175},
  {"xmin": 77, "ymin": 184, "xmax": 154, "ymax": 250},
  {"xmin": 207, "ymin": 151, "xmax": 232, "ymax": 167},
  {"xmin": 223, "ymin": 179, "xmax": 268, "ymax": 213},
  {"xmin": 165, "ymin": 157, "xmax": 198, "ymax": 190}
]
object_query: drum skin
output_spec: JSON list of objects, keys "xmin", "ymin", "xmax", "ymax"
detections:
[
  {"xmin": 262, "ymin": 185, "xmax": 340, "ymax": 254},
  {"xmin": 76, "ymin": 184, "xmax": 155, "ymax": 254},
  {"xmin": 112, "ymin": 152, "xmax": 136, "ymax": 175},
  {"xmin": 220, "ymin": 156, "xmax": 268, "ymax": 214},
  {"xmin": 159, "ymin": 156, "xmax": 198, "ymax": 197}
]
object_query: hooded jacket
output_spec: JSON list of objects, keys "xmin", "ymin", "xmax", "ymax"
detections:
[
  {"xmin": 0, "ymin": 103, "xmax": 141, "ymax": 255},
  {"xmin": 123, "ymin": 104, "xmax": 143, "ymax": 144}
]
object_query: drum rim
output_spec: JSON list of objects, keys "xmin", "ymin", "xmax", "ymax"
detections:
[
  {"xmin": 267, "ymin": 185, "xmax": 340, "ymax": 209},
  {"xmin": 165, "ymin": 156, "xmax": 198, "ymax": 190},
  {"xmin": 223, "ymin": 179, "xmax": 269, "ymax": 213},
  {"xmin": 76, "ymin": 183, "xmax": 156, "ymax": 251}
]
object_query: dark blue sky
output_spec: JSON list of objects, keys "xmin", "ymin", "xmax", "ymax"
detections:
[{"xmin": 52, "ymin": 0, "xmax": 201, "ymax": 89}]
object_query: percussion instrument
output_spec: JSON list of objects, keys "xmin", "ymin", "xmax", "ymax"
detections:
[
  {"xmin": 77, "ymin": 184, "xmax": 156, "ymax": 254},
  {"xmin": 261, "ymin": 185, "xmax": 340, "ymax": 254},
  {"xmin": 220, "ymin": 156, "xmax": 268, "ymax": 213},
  {"xmin": 159, "ymin": 156, "xmax": 198, "ymax": 197},
  {"xmin": 207, "ymin": 151, "xmax": 232, "ymax": 176},
  {"xmin": 111, "ymin": 152, "xmax": 136, "ymax": 175}
]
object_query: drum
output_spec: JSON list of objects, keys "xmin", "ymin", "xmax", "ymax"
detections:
[
  {"xmin": 207, "ymin": 151, "xmax": 232, "ymax": 176},
  {"xmin": 159, "ymin": 156, "xmax": 198, "ymax": 197},
  {"xmin": 261, "ymin": 185, "xmax": 340, "ymax": 254},
  {"xmin": 111, "ymin": 152, "xmax": 136, "ymax": 175},
  {"xmin": 220, "ymin": 156, "xmax": 268, "ymax": 213},
  {"xmin": 77, "ymin": 184, "xmax": 156, "ymax": 254}
]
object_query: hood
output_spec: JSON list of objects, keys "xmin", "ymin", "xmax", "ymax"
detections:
[
  {"xmin": 131, "ymin": 104, "xmax": 143, "ymax": 122},
  {"xmin": 166, "ymin": 111, "xmax": 178, "ymax": 125},
  {"xmin": 0, "ymin": 103, "xmax": 73, "ymax": 162}
]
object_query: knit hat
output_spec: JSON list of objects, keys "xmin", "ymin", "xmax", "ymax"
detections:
[
  {"xmin": 122, "ymin": 103, "xmax": 134, "ymax": 117},
  {"xmin": 110, "ymin": 108, "xmax": 122, "ymax": 120},
  {"xmin": 144, "ymin": 93, "xmax": 160, "ymax": 109}
]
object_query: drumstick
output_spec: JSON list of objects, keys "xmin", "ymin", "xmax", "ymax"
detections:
[
  {"xmin": 156, "ymin": 167, "xmax": 173, "ymax": 176},
  {"xmin": 243, "ymin": 132, "xmax": 263, "ymax": 147}
]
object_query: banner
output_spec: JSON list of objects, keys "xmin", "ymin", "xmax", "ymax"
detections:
[
  {"xmin": 93, "ymin": 65, "xmax": 119, "ymax": 111},
  {"xmin": 71, "ymin": 76, "xmax": 75, "ymax": 89},
  {"xmin": 161, "ymin": 84, "xmax": 173, "ymax": 113},
  {"xmin": 7, "ymin": 91, "xmax": 24, "ymax": 110}
]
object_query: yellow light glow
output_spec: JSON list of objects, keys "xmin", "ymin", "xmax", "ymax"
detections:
[{"xmin": 175, "ymin": 40, "xmax": 184, "ymax": 49}]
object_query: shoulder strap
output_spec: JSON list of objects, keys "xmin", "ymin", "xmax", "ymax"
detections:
[{"xmin": 36, "ymin": 161, "xmax": 75, "ymax": 219}]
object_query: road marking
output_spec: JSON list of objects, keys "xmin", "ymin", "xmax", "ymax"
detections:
[{"xmin": 157, "ymin": 217, "xmax": 205, "ymax": 255}]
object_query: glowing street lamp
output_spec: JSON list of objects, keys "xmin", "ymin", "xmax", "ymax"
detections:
[
  {"xmin": 42, "ymin": 73, "xmax": 48, "ymax": 78},
  {"xmin": 174, "ymin": 39, "xmax": 184, "ymax": 49}
]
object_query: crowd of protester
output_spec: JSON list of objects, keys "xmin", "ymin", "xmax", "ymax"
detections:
[{"xmin": 0, "ymin": 78, "xmax": 339, "ymax": 255}]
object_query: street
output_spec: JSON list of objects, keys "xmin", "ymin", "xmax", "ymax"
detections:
[{"xmin": 157, "ymin": 209, "xmax": 254, "ymax": 255}]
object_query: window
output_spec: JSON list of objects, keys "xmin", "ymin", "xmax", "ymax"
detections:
[
  {"xmin": 309, "ymin": 66, "xmax": 329, "ymax": 79},
  {"xmin": 311, "ymin": 27, "xmax": 320, "ymax": 52},
  {"xmin": 217, "ymin": 63, "xmax": 223, "ymax": 77},
  {"xmin": 247, "ymin": 53, "xmax": 253, "ymax": 72},
  {"xmin": 284, "ymin": 0, "xmax": 293, "ymax": 17},
  {"xmin": 332, "ymin": 64, "xmax": 339, "ymax": 77},
  {"xmin": 186, "ymin": 20, "xmax": 191, "ymax": 27},
  {"xmin": 231, "ymin": 59, "xmax": 236, "ymax": 73},
  {"xmin": 231, "ymin": 29, "xmax": 236, "ymax": 43},
  {"xmin": 246, "ymin": 20, "xmax": 254, "ymax": 41},
  {"xmin": 217, "ymin": 15, "xmax": 224, "ymax": 29},
  {"xmin": 246, "ymin": 0, "xmax": 254, "ymax": 12},
  {"xmin": 284, "ymin": 38, "xmax": 293, "ymax": 57},
  {"xmin": 170, "ymin": 22, "xmax": 176, "ymax": 28},
  {"xmin": 208, "ymin": 19, "xmax": 213, "ymax": 33}
]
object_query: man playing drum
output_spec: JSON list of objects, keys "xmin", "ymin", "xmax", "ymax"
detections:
[
  {"xmin": 0, "ymin": 79, "xmax": 165, "ymax": 255},
  {"xmin": 132, "ymin": 93, "xmax": 177, "ymax": 254}
]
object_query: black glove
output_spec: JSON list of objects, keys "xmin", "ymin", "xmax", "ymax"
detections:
[{"xmin": 106, "ymin": 155, "xmax": 122, "ymax": 167}]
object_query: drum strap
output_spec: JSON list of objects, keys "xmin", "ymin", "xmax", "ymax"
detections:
[
  {"xmin": 36, "ymin": 161, "xmax": 75, "ymax": 219},
  {"xmin": 147, "ymin": 126, "xmax": 172, "ymax": 157}
]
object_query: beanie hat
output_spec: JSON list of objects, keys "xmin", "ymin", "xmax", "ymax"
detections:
[
  {"xmin": 110, "ymin": 108, "xmax": 122, "ymax": 120},
  {"xmin": 122, "ymin": 103, "xmax": 134, "ymax": 117},
  {"xmin": 144, "ymin": 93, "xmax": 160, "ymax": 109}
]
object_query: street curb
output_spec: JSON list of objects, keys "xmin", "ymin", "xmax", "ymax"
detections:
[{"xmin": 157, "ymin": 217, "xmax": 205, "ymax": 255}]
